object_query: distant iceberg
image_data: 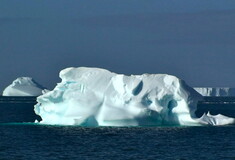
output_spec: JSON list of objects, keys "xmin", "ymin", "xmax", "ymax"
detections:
[
  {"xmin": 2, "ymin": 77, "xmax": 47, "ymax": 96},
  {"xmin": 194, "ymin": 87, "xmax": 235, "ymax": 96},
  {"xmin": 34, "ymin": 67, "xmax": 235, "ymax": 126}
]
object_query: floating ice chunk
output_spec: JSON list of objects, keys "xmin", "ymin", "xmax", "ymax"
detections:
[
  {"xmin": 2, "ymin": 77, "xmax": 47, "ymax": 96},
  {"xmin": 34, "ymin": 67, "xmax": 235, "ymax": 126},
  {"xmin": 197, "ymin": 112, "xmax": 235, "ymax": 125}
]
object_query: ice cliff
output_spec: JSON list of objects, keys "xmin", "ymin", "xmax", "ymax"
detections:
[
  {"xmin": 34, "ymin": 67, "xmax": 235, "ymax": 126},
  {"xmin": 2, "ymin": 77, "xmax": 47, "ymax": 96},
  {"xmin": 194, "ymin": 87, "xmax": 235, "ymax": 96}
]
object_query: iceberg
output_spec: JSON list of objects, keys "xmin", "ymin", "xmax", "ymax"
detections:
[
  {"xmin": 34, "ymin": 67, "xmax": 235, "ymax": 126},
  {"xmin": 2, "ymin": 77, "xmax": 47, "ymax": 96},
  {"xmin": 194, "ymin": 87, "xmax": 235, "ymax": 96}
]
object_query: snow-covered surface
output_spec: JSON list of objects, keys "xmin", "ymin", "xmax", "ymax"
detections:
[
  {"xmin": 34, "ymin": 67, "xmax": 235, "ymax": 126},
  {"xmin": 2, "ymin": 77, "xmax": 47, "ymax": 96},
  {"xmin": 194, "ymin": 87, "xmax": 235, "ymax": 96}
]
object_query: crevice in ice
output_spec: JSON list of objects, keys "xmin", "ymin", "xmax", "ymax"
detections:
[
  {"xmin": 132, "ymin": 80, "xmax": 143, "ymax": 96},
  {"xmin": 141, "ymin": 94, "xmax": 152, "ymax": 106}
]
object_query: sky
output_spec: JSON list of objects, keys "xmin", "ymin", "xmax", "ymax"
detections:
[{"xmin": 1, "ymin": 0, "xmax": 235, "ymax": 91}]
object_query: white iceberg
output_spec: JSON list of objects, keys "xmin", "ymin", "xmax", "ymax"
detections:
[
  {"xmin": 194, "ymin": 87, "xmax": 235, "ymax": 96},
  {"xmin": 34, "ymin": 67, "xmax": 235, "ymax": 126},
  {"xmin": 2, "ymin": 77, "xmax": 47, "ymax": 96}
]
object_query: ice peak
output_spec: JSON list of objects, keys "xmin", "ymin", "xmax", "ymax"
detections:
[{"xmin": 2, "ymin": 77, "xmax": 47, "ymax": 96}]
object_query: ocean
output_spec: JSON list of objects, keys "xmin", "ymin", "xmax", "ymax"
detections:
[{"xmin": 0, "ymin": 96, "xmax": 235, "ymax": 160}]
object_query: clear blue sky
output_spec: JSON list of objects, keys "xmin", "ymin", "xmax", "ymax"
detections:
[{"xmin": 1, "ymin": 0, "xmax": 235, "ymax": 91}]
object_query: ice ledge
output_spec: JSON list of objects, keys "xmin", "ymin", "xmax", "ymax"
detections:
[{"xmin": 194, "ymin": 87, "xmax": 235, "ymax": 97}]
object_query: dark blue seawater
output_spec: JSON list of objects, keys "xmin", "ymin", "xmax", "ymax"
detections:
[
  {"xmin": 0, "ymin": 97, "xmax": 235, "ymax": 160},
  {"xmin": 0, "ymin": 124, "xmax": 235, "ymax": 160}
]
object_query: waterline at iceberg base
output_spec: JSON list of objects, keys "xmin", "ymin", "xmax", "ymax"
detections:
[{"xmin": 34, "ymin": 67, "xmax": 235, "ymax": 126}]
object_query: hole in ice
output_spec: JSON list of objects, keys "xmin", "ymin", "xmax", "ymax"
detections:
[
  {"xmin": 141, "ymin": 94, "xmax": 152, "ymax": 106},
  {"xmin": 168, "ymin": 100, "xmax": 177, "ymax": 111},
  {"xmin": 132, "ymin": 81, "xmax": 143, "ymax": 96}
]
